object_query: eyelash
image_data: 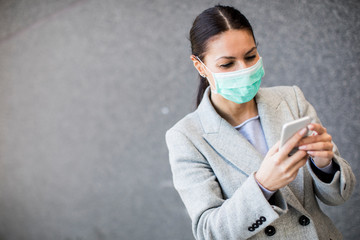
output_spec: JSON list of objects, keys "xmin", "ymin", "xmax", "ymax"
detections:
[
  {"xmin": 219, "ymin": 55, "xmax": 256, "ymax": 68},
  {"xmin": 245, "ymin": 55, "xmax": 256, "ymax": 60},
  {"xmin": 220, "ymin": 62, "xmax": 234, "ymax": 68}
]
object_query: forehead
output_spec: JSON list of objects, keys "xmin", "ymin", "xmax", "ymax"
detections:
[{"xmin": 204, "ymin": 29, "xmax": 255, "ymax": 61}]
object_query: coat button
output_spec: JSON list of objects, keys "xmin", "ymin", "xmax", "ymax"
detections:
[
  {"xmin": 299, "ymin": 215, "xmax": 310, "ymax": 226},
  {"xmin": 256, "ymin": 220, "xmax": 262, "ymax": 225},
  {"xmin": 248, "ymin": 226, "xmax": 255, "ymax": 232},
  {"xmin": 260, "ymin": 216, "xmax": 266, "ymax": 222},
  {"xmin": 252, "ymin": 223, "xmax": 259, "ymax": 228},
  {"xmin": 264, "ymin": 226, "xmax": 276, "ymax": 236}
]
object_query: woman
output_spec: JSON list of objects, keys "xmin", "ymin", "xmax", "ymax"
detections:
[{"xmin": 166, "ymin": 5, "xmax": 355, "ymax": 240}]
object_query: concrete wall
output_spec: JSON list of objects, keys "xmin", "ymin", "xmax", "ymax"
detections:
[{"xmin": 0, "ymin": 0, "xmax": 359, "ymax": 239}]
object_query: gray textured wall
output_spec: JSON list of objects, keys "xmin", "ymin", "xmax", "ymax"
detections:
[{"xmin": 0, "ymin": 0, "xmax": 359, "ymax": 239}]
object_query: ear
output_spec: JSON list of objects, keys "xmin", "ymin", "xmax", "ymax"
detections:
[{"xmin": 190, "ymin": 55, "xmax": 207, "ymax": 78}]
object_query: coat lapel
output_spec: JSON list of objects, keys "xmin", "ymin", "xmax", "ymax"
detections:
[
  {"xmin": 256, "ymin": 87, "xmax": 295, "ymax": 149},
  {"xmin": 198, "ymin": 89, "xmax": 263, "ymax": 176},
  {"xmin": 203, "ymin": 119, "xmax": 264, "ymax": 177},
  {"xmin": 197, "ymin": 87, "xmax": 306, "ymax": 213}
]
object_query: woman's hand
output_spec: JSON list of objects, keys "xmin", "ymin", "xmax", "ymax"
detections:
[
  {"xmin": 297, "ymin": 123, "xmax": 334, "ymax": 168},
  {"xmin": 255, "ymin": 128, "xmax": 309, "ymax": 191}
]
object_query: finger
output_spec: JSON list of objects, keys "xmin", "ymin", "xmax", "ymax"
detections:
[
  {"xmin": 308, "ymin": 123, "xmax": 326, "ymax": 135},
  {"xmin": 287, "ymin": 149, "xmax": 308, "ymax": 165},
  {"xmin": 297, "ymin": 135, "xmax": 314, "ymax": 146},
  {"xmin": 279, "ymin": 128, "xmax": 308, "ymax": 157},
  {"xmin": 307, "ymin": 150, "xmax": 334, "ymax": 159},
  {"xmin": 280, "ymin": 149, "xmax": 307, "ymax": 172},
  {"xmin": 290, "ymin": 156, "xmax": 308, "ymax": 173},
  {"xmin": 298, "ymin": 142, "xmax": 333, "ymax": 151},
  {"xmin": 297, "ymin": 133, "xmax": 332, "ymax": 146},
  {"xmin": 283, "ymin": 155, "xmax": 308, "ymax": 181}
]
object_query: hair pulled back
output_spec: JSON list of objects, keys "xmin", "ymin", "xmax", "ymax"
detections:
[{"xmin": 189, "ymin": 5, "xmax": 256, "ymax": 107}]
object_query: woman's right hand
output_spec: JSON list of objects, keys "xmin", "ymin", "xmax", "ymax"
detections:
[{"xmin": 255, "ymin": 128, "xmax": 309, "ymax": 191}]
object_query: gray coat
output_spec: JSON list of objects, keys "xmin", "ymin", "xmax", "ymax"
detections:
[{"xmin": 166, "ymin": 86, "xmax": 356, "ymax": 240}]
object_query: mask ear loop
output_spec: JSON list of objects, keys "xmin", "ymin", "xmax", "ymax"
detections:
[{"xmin": 195, "ymin": 56, "xmax": 217, "ymax": 94}]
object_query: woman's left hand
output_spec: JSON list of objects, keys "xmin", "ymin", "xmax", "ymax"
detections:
[{"xmin": 298, "ymin": 123, "xmax": 334, "ymax": 168}]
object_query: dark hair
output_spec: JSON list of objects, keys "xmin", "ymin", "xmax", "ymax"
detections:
[{"xmin": 189, "ymin": 5, "xmax": 256, "ymax": 107}]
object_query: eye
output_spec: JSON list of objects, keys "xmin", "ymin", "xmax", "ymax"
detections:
[
  {"xmin": 219, "ymin": 62, "xmax": 234, "ymax": 68},
  {"xmin": 245, "ymin": 55, "xmax": 256, "ymax": 61}
]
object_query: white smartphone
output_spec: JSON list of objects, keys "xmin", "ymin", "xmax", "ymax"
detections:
[{"xmin": 279, "ymin": 116, "xmax": 312, "ymax": 155}]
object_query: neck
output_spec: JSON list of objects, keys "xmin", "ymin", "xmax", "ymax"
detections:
[{"xmin": 210, "ymin": 92, "xmax": 258, "ymax": 127}]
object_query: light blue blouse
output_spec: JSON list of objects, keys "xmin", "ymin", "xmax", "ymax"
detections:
[{"xmin": 234, "ymin": 115, "xmax": 268, "ymax": 157}]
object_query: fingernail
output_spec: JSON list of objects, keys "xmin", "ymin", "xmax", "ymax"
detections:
[
  {"xmin": 299, "ymin": 128, "xmax": 307, "ymax": 135},
  {"xmin": 298, "ymin": 145, "xmax": 306, "ymax": 150},
  {"xmin": 307, "ymin": 151, "xmax": 314, "ymax": 155}
]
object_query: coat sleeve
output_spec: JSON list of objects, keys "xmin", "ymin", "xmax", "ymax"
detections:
[
  {"xmin": 292, "ymin": 85, "xmax": 356, "ymax": 205},
  {"xmin": 165, "ymin": 128, "xmax": 288, "ymax": 240}
]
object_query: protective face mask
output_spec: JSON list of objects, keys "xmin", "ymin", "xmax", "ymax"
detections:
[{"xmin": 197, "ymin": 57, "xmax": 265, "ymax": 104}]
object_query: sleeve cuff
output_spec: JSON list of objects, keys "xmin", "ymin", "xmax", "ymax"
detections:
[
  {"xmin": 255, "ymin": 177, "xmax": 276, "ymax": 200},
  {"xmin": 313, "ymin": 159, "xmax": 335, "ymax": 174},
  {"xmin": 309, "ymin": 157, "xmax": 339, "ymax": 183}
]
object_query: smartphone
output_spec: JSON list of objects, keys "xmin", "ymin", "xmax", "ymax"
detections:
[{"xmin": 279, "ymin": 116, "xmax": 312, "ymax": 155}]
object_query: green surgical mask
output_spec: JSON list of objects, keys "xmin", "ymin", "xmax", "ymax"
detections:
[{"xmin": 197, "ymin": 57, "xmax": 265, "ymax": 104}]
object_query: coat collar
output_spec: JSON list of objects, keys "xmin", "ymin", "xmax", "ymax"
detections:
[
  {"xmin": 196, "ymin": 87, "xmax": 306, "ymax": 212},
  {"xmin": 197, "ymin": 87, "xmax": 290, "ymax": 152}
]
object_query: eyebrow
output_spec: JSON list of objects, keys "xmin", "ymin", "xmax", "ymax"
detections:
[{"xmin": 215, "ymin": 46, "xmax": 257, "ymax": 61}]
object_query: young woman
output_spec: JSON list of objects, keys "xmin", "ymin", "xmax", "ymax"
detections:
[{"xmin": 166, "ymin": 5, "xmax": 356, "ymax": 240}]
